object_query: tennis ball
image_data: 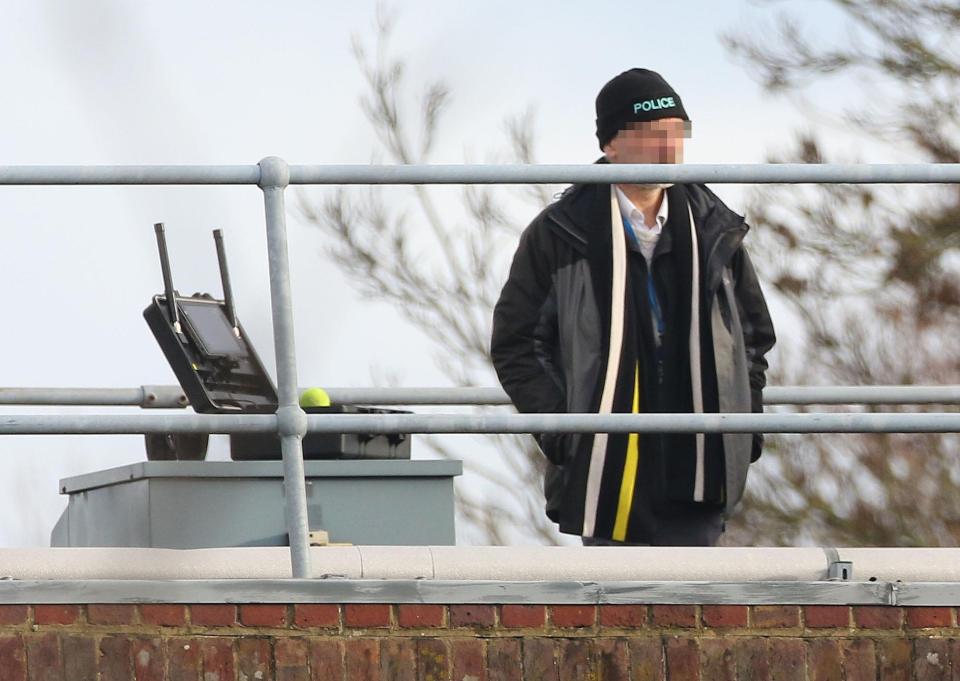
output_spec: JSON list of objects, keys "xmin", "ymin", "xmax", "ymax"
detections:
[{"xmin": 299, "ymin": 387, "xmax": 331, "ymax": 408}]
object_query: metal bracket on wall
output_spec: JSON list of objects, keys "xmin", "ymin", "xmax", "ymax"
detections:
[
  {"xmin": 823, "ymin": 547, "xmax": 853, "ymax": 581},
  {"xmin": 307, "ymin": 530, "xmax": 352, "ymax": 547}
]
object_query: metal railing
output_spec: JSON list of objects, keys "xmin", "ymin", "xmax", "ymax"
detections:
[
  {"xmin": 3, "ymin": 160, "xmax": 959, "ymax": 578},
  {"xmin": 2, "ymin": 384, "xmax": 959, "ymax": 407}
]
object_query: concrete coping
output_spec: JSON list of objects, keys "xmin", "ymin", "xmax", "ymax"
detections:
[{"xmin": 0, "ymin": 547, "xmax": 956, "ymax": 582}]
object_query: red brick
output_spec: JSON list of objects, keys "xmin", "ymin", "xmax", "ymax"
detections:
[
  {"xmin": 98, "ymin": 636, "xmax": 131, "ymax": 681},
  {"xmin": 344, "ymin": 638, "xmax": 379, "ymax": 681},
  {"xmin": 275, "ymin": 638, "xmax": 309, "ymax": 681},
  {"xmin": 665, "ymin": 636, "xmax": 700, "ymax": 681},
  {"xmin": 237, "ymin": 638, "xmax": 272, "ymax": 681},
  {"xmin": 0, "ymin": 635, "xmax": 26, "ymax": 681},
  {"xmin": 310, "ymin": 639, "xmax": 344, "ymax": 681},
  {"xmin": 807, "ymin": 639, "xmax": 842, "ymax": 681},
  {"xmin": 949, "ymin": 640, "xmax": 960, "ymax": 681},
  {"xmin": 25, "ymin": 633, "xmax": 61, "ymax": 681},
  {"xmin": 558, "ymin": 638, "xmax": 591, "ymax": 680},
  {"xmin": 913, "ymin": 638, "xmax": 949, "ymax": 681},
  {"xmin": 201, "ymin": 639, "xmax": 234, "ymax": 681},
  {"xmin": 487, "ymin": 638, "xmax": 522, "ymax": 681},
  {"xmin": 699, "ymin": 639, "xmax": 735, "ymax": 681},
  {"xmin": 629, "ymin": 638, "xmax": 663, "ymax": 681},
  {"xmin": 88, "ymin": 604, "xmax": 137, "ymax": 625},
  {"xmin": 62, "ymin": 635, "xmax": 97, "ymax": 680},
  {"xmin": 0, "ymin": 607, "xmax": 28, "ymax": 627},
  {"xmin": 140, "ymin": 604, "xmax": 186, "ymax": 627},
  {"xmin": 379, "ymin": 639, "xmax": 414, "ymax": 681},
  {"xmin": 499, "ymin": 605, "xmax": 544, "ymax": 629},
  {"xmin": 735, "ymin": 638, "xmax": 770, "ymax": 681},
  {"xmin": 343, "ymin": 604, "xmax": 390, "ymax": 628},
  {"xmin": 190, "ymin": 605, "xmax": 236, "ymax": 627},
  {"xmin": 600, "ymin": 605, "xmax": 646, "ymax": 628},
  {"xmin": 417, "ymin": 638, "xmax": 449, "ymax": 681},
  {"xmin": 33, "ymin": 605, "xmax": 78, "ymax": 626},
  {"xmin": 877, "ymin": 638, "xmax": 911, "ymax": 681},
  {"xmin": 551, "ymin": 605, "xmax": 596, "ymax": 628},
  {"xmin": 278, "ymin": 662, "xmax": 309, "ymax": 681},
  {"xmin": 905, "ymin": 607, "xmax": 954, "ymax": 629},
  {"xmin": 595, "ymin": 639, "xmax": 630, "ymax": 681},
  {"xmin": 702, "ymin": 605, "xmax": 748, "ymax": 629},
  {"xmin": 769, "ymin": 639, "xmax": 805, "ymax": 681},
  {"xmin": 804, "ymin": 606, "xmax": 850, "ymax": 629},
  {"xmin": 522, "ymin": 638, "xmax": 557, "ymax": 680},
  {"xmin": 275, "ymin": 637, "xmax": 308, "ymax": 666},
  {"xmin": 842, "ymin": 639, "xmax": 876, "ymax": 681},
  {"xmin": 397, "ymin": 604, "xmax": 444, "ymax": 628},
  {"xmin": 449, "ymin": 604, "xmax": 496, "ymax": 628},
  {"xmin": 132, "ymin": 638, "xmax": 164, "ymax": 681},
  {"xmin": 293, "ymin": 604, "xmax": 340, "ymax": 629},
  {"xmin": 751, "ymin": 605, "xmax": 800, "ymax": 628},
  {"xmin": 166, "ymin": 637, "xmax": 200, "ymax": 681},
  {"xmin": 651, "ymin": 605, "xmax": 697, "ymax": 628},
  {"xmin": 239, "ymin": 604, "xmax": 288, "ymax": 628},
  {"xmin": 452, "ymin": 638, "xmax": 486, "ymax": 681},
  {"xmin": 853, "ymin": 606, "xmax": 903, "ymax": 630}
]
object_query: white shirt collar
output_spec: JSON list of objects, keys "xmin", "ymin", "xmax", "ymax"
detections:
[{"xmin": 614, "ymin": 185, "xmax": 668, "ymax": 232}]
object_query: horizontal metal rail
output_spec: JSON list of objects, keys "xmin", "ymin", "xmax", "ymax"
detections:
[
  {"xmin": 322, "ymin": 385, "xmax": 960, "ymax": 406},
  {"xmin": 766, "ymin": 386, "xmax": 960, "ymax": 405},
  {"xmin": 0, "ymin": 163, "xmax": 958, "ymax": 186},
  {"xmin": 0, "ymin": 165, "xmax": 260, "ymax": 185},
  {"xmin": 289, "ymin": 163, "xmax": 960, "ymax": 185},
  {"xmin": 0, "ymin": 414, "xmax": 276, "ymax": 434},
  {"xmin": 0, "ymin": 385, "xmax": 957, "ymax": 407},
  {"xmin": 0, "ymin": 386, "xmax": 187, "ymax": 408},
  {"xmin": 302, "ymin": 412, "xmax": 960, "ymax": 434},
  {"xmin": 0, "ymin": 412, "xmax": 956, "ymax": 435}
]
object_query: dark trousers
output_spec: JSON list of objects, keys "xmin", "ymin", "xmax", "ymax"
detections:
[{"xmin": 582, "ymin": 506, "xmax": 724, "ymax": 547}]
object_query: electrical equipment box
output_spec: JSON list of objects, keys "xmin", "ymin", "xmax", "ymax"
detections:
[
  {"xmin": 230, "ymin": 405, "xmax": 411, "ymax": 461},
  {"xmin": 142, "ymin": 223, "xmax": 414, "ymax": 462}
]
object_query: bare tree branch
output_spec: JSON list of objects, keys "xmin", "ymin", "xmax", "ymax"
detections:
[
  {"xmin": 722, "ymin": 0, "xmax": 960, "ymax": 547},
  {"xmin": 296, "ymin": 8, "xmax": 559, "ymax": 545}
]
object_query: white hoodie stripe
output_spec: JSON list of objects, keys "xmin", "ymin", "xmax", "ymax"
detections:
[
  {"xmin": 688, "ymin": 204, "xmax": 706, "ymax": 502},
  {"xmin": 581, "ymin": 187, "xmax": 628, "ymax": 537}
]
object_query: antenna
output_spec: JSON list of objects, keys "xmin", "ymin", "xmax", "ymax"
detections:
[
  {"xmin": 153, "ymin": 222, "xmax": 182, "ymax": 334},
  {"xmin": 213, "ymin": 229, "xmax": 239, "ymax": 335}
]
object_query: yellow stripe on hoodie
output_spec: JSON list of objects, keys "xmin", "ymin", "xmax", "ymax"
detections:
[{"xmin": 612, "ymin": 362, "xmax": 641, "ymax": 541}]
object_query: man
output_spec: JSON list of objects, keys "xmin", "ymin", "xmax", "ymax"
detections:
[{"xmin": 490, "ymin": 68, "xmax": 776, "ymax": 546}]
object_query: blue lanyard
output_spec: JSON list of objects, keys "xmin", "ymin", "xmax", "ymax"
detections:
[
  {"xmin": 647, "ymin": 274, "xmax": 665, "ymax": 339},
  {"xmin": 623, "ymin": 215, "xmax": 665, "ymax": 340},
  {"xmin": 622, "ymin": 214, "xmax": 641, "ymax": 250}
]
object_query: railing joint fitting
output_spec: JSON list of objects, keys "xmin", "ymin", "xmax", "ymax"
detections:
[
  {"xmin": 258, "ymin": 156, "xmax": 290, "ymax": 190},
  {"xmin": 276, "ymin": 405, "xmax": 307, "ymax": 439}
]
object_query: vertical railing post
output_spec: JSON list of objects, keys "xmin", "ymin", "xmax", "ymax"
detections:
[{"xmin": 258, "ymin": 156, "xmax": 312, "ymax": 578}]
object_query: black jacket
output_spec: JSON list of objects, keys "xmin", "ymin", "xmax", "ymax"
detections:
[{"xmin": 491, "ymin": 179, "xmax": 776, "ymax": 539}]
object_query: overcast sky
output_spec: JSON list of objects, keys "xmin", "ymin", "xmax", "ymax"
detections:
[{"xmin": 0, "ymin": 0, "xmax": 887, "ymax": 546}]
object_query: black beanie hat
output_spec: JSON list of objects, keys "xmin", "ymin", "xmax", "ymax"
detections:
[{"xmin": 595, "ymin": 68, "xmax": 689, "ymax": 149}]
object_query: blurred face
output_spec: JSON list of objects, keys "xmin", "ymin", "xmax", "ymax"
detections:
[{"xmin": 603, "ymin": 117, "xmax": 690, "ymax": 165}]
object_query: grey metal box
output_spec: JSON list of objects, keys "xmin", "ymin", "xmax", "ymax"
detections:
[{"xmin": 51, "ymin": 460, "xmax": 460, "ymax": 548}]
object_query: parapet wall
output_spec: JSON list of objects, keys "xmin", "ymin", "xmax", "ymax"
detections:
[
  {"xmin": 0, "ymin": 602, "xmax": 956, "ymax": 679},
  {"xmin": 0, "ymin": 546, "xmax": 957, "ymax": 677}
]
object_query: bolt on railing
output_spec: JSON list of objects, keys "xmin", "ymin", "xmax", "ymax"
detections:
[{"xmin": 1, "ymin": 161, "xmax": 958, "ymax": 578}]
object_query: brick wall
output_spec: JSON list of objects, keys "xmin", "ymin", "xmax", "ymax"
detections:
[{"xmin": 0, "ymin": 603, "xmax": 956, "ymax": 679}]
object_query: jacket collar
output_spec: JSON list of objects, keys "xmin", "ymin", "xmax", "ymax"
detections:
[{"xmin": 545, "ymin": 157, "xmax": 748, "ymax": 258}]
